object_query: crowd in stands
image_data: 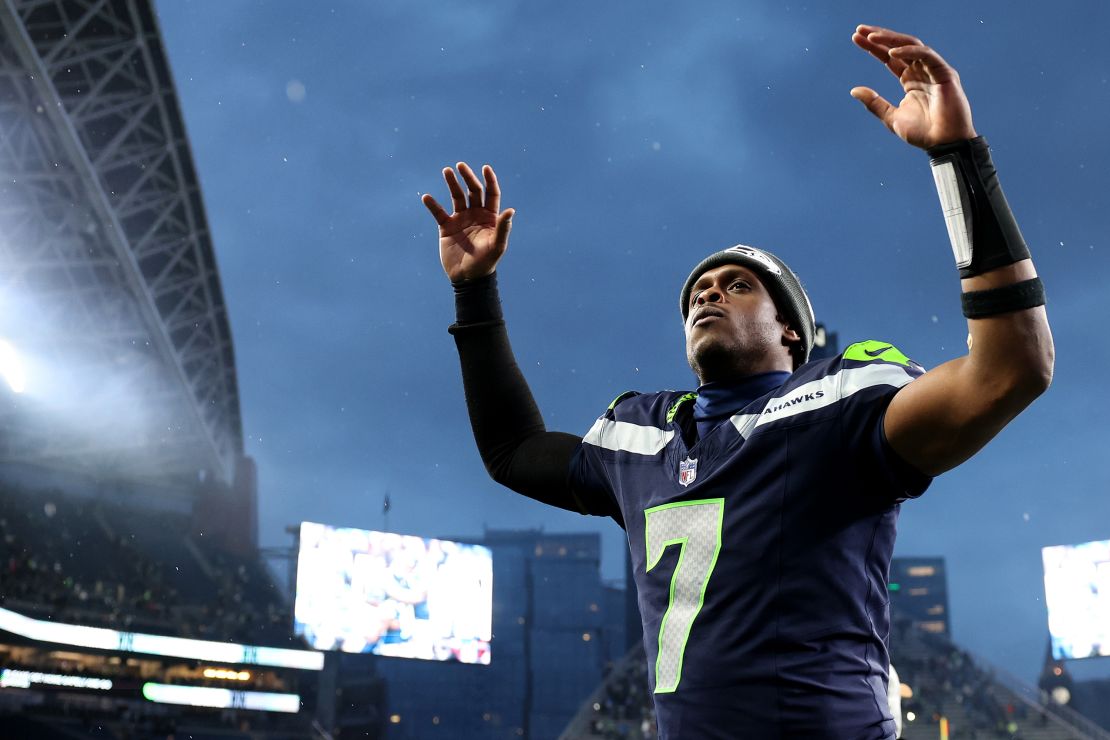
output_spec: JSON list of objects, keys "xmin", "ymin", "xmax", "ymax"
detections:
[
  {"xmin": 573, "ymin": 616, "xmax": 1079, "ymax": 740},
  {"xmin": 0, "ymin": 484, "xmax": 295, "ymax": 648},
  {"xmin": 201, "ymin": 547, "xmax": 292, "ymax": 645},
  {"xmin": 892, "ymin": 622, "xmax": 1054, "ymax": 740},
  {"xmin": 581, "ymin": 651, "xmax": 657, "ymax": 740},
  {"xmin": 3, "ymin": 701, "xmax": 313, "ymax": 740}
]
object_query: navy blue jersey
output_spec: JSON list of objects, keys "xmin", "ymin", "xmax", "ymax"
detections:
[{"xmin": 569, "ymin": 341, "xmax": 931, "ymax": 739}]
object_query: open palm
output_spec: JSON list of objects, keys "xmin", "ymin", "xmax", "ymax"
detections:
[
  {"xmin": 850, "ymin": 25, "xmax": 976, "ymax": 149},
  {"xmin": 422, "ymin": 162, "xmax": 514, "ymax": 283}
]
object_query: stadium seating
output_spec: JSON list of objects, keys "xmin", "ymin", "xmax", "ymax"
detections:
[
  {"xmin": 0, "ymin": 483, "xmax": 294, "ymax": 648},
  {"xmin": 559, "ymin": 615, "xmax": 1106, "ymax": 740}
]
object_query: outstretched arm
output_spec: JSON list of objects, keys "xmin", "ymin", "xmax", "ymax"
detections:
[
  {"xmin": 850, "ymin": 25, "xmax": 1054, "ymax": 477},
  {"xmin": 422, "ymin": 164, "xmax": 589, "ymax": 513}
]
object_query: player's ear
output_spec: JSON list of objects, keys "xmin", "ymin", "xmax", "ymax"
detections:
[{"xmin": 777, "ymin": 315, "xmax": 800, "ymax": 344}]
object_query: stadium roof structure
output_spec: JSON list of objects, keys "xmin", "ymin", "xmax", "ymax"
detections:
[{"xmin": 0, "ymin": 0, "xmax": 242, "ymax": 485}]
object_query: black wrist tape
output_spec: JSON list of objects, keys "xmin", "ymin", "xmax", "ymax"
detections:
[
  {"xmin": 449, "ymin": 272, "xmax": 503, "ymax": 330},
  {"xmin": 927, "ymin": 136, "xmax": 1030, "ymax": 278},
  {"xmin": 961, "ymin": 277, "xmax": 1045, "ymax": 319}
]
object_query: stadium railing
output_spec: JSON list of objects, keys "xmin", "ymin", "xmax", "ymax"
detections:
[
  {"xmin": 948, "ymin": 641, "xmax": 1110, "ymax": 740},
  {"xmin": 311, "ymin": 718, "xmax": 336, "ymax": 740},
  {"xmin": 898, "ymin": 625, "xmax": 1109, "ymax": 740},
  {"xmin": 560, "ymin": 628, "xmax": 1110, "ymax": 740}
]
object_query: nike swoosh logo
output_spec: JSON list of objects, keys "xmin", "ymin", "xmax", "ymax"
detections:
[{"xmin": 864, "ymin": 345, "xmax": 893, "ymax": 357}]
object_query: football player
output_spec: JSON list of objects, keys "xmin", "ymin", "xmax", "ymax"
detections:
[{"xmin": 421, "ymin": 24, "xmax": 1053, "ymax": 739}]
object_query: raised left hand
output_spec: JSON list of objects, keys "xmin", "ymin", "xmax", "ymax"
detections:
[{"xmin": 850, "ymin": 24, "xmax": 977, "ymax": 150}]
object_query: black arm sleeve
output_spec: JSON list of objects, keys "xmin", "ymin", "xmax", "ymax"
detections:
[{"xmin": 447, "ymin": 273, "xmax": 588, "ymax": 513}]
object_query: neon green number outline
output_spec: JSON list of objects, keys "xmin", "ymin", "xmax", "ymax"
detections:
[{"xmin": 644, "ymin": 498, "xmax": 724, "ymax": 693}]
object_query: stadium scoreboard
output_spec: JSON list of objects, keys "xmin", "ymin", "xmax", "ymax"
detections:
[
  {"xmin": 1043, "ymin": 538, "xmax": 1110, "ymax": 660},
  {"xmin": 293, "ymin": 521, "xmax": 493, "ymax": 664}
]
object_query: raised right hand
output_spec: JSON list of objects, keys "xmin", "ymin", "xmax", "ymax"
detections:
[
  {"xmin": 849, "ymin": 25, "xmax": 977, "ymax": 150},
  {"xmin": 421, "ymin": 162, "xmax": 515, "ymax": 283}
]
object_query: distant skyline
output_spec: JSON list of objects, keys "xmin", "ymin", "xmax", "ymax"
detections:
[{"xmin": 155, "ymin": 0, "xmax": 1110, "ymax": 684}]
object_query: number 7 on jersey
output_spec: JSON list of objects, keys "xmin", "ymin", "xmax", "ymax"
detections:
[{"xmin": 644, "ymin": 498, "xmax": 724, "ymax": 693}]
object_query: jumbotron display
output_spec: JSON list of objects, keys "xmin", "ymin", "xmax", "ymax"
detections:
[
  {"xmin": 1042, "ymin": 538, "xmax": 1110, "ymax": 660},
  {"xmin": 294, "ymin": 522, "xmax": 493, "ymax": 664}
]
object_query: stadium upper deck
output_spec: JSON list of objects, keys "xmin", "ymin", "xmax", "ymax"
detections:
[{"xmin": 0, "ymin": 0, "xmax": 242, "ymax": 486}]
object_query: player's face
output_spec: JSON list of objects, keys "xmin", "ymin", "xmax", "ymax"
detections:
[{"xmin": 684, "ymin": 264, "xmax": 795, "ymax": 381}]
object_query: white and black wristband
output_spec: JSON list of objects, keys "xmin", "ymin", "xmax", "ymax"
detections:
[{"xmin": 928, "ymin": 136, "xmax": 1030, "ymax": 278}]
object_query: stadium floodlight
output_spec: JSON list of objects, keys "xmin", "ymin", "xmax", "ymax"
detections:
[{"xmin": 0, "ymin": 339, "xmax": 26, "ymax": 393}]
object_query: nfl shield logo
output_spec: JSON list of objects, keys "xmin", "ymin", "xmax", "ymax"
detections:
[{"xmin": 678, "ymin": 457, "xmax": 698, "ymax": 487}]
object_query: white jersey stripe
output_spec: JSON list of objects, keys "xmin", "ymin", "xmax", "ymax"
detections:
[
  {"xmin": 838, "ymin": 363, "xmax": 918, "ymax": 397},
  {"xmin": 729, "ymin": 413, "xmax": 761, "ymax": 438},
  {"xmin": 730, "ymin": 363, "xmax": 918, "ymax": 438},
  {"xmin": 587, "ymin": 364, "xmax": 918, "ymax": 453},
  {"xmin": 583, "ymin": 417, "xmax": 675, "ymax": 456}
]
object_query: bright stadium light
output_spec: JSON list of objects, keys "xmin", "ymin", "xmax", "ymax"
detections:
[
  {"xmin": 0, "ymin": 339, "xmax": 26, "ymax": 393},
  {"xmin": 141, "ymin": 683, "xmax": 301, "ymax": 713},
  {"xmin": 0, "ymin": 606, "xmax": 323, "ymax": 670}
]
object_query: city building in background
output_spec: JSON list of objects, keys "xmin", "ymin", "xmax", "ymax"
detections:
[
  {"xmin": 372, "ymin": 529, "xmax": 614, "ymax": 740},
  {"xmin": 889, "ymin": 556, "xmax": 950, "ymax": 636}
]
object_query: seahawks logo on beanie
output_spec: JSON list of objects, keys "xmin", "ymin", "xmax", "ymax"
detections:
[{"xmin": 726, "ymin": 246, "xmax": 781, "ymax": 276}]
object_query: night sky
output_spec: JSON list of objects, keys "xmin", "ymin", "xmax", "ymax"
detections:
[{"xmin": 153, "ymin": 1, "xmax": 1110, "ymax": 684}]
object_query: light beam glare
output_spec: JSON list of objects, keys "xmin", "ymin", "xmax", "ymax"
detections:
[{"xmin": 0, "ymin": 339, "xmax": 26, "ymax": 394}]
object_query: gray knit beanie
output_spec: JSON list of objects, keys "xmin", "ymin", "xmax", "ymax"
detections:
[{"xmin": 679, "ymin": 244, "xmax": 816, "ymax": 367}]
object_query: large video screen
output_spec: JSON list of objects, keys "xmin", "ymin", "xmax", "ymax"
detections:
[
  {"xmin": 294, "ymin": 522, "xmax": 492, "ymax": 664},
  {"xmin": 1042, "ymin": 538, "xmax": 1110, "ymax": 660}
]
